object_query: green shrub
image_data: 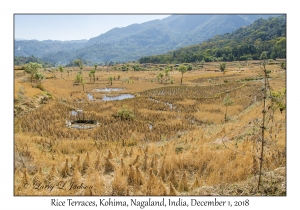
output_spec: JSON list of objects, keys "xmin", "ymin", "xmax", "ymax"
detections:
[
  {"xmin": 117, "ymin": 105, "xmax": 135, "ymax": 120},
  {"xmin": 220, "ymin": 63, "xmax": 226, "ymax": 71}
]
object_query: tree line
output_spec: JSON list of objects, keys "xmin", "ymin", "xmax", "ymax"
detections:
[{"xmin": 14, "ymin": 55, "xmax": 54, "ymax": 68}]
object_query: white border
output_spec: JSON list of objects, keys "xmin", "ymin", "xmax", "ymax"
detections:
[{"xmin": 2, "ymin": 1, "xmax": 297, "ymax": 209}]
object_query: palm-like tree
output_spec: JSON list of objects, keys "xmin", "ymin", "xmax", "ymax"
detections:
[
  {"xmin": 75, "ymin": 72, "xmax": 86, "ymax": 91},
  {"xmin": 89, "ymin": 69, "xmax": 96, "ymax": 83},
  {"xmin": 59, "ymin": 65, "xmax": 64, "ymax": 78},
  {"xmin": 74, "ymin": 59, "xmax": 84, "ymax": 73},
  {"xmin": 108, "ymin": 76, "xmax": 114, "ymax": 85},
  {"xmin": 157, "ymin": 72, "xmax": 164, "ymax": 83},
  {"xmin": 164, "ymin": 69, "xmax": 170, "ymax": 84},
  {"xmin": 178, "ymin": 65, "xmax": 187, "ymax": 84}
]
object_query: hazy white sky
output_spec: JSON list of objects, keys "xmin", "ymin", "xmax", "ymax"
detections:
[{"xmin": 14, "ymin": 14, "xmax": 170, "ymax": 41}]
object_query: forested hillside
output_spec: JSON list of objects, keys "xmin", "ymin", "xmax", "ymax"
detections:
[
  {"xmin": 14, "ymin": 55, "xmax": 54, "ymax": 68},
  {"xmin": 138, "ymin": 15, "xmax": 286, "ymax": 64}
]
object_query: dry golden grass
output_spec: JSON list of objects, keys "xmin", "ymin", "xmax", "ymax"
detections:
[{"xmin": 14, "ymin": 61, "xmax": 286, "ymax": 196}]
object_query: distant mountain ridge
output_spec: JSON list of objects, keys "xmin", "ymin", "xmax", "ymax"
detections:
[
  {"xmin": 14, "ymin": 14, "xmax": 277, "ymax": 65},
  {"xmin": 15, "ymin": 39, "xmax": 88, "ymax": 59}
]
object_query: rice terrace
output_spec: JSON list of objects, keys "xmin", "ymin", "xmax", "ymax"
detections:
[{"xmin": 14, "ymin": 14, "xmax": 286, "ymax": 196}]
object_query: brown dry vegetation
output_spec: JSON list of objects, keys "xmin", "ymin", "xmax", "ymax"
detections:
[{"xmin": 14, "ymin": 60, "xmax": 286, "ymax": 196}]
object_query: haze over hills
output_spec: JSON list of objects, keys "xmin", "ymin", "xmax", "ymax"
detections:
[{"xmin": 14, "ymin": 14, "xmax": 277, "ymax": 65}]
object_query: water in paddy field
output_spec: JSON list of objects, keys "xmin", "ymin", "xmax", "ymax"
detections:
[
  {"xmin": 102, "ymin": 94, "xmax": 135, "ymax": 101},
  {"xmin": 71, "ymin": 110, "xmax": 78, "ymax": 116},
  {"xmin": 87, "ymin": 93, "xmax": 93, "ymax": 100},
  {"xmin": 87, "ymin": 93, "xmax": 135, "ymax": 101},
  {"xmin": 166, "ymin": 102, "xmax": 173, "ymax": 109},
  {"xmin": 148, "ymin": 97, "xmax": 174, "ymax": 110},
  {"xmin": 93, "ymin": 87, "xmax": 124, "ymax": 92},
  {"xmin": 71, "ymin": 110, "xmax": 83, "ymax": 116}
]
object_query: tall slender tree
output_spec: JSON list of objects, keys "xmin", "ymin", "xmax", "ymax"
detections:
[
  {"xmin": 223, "ymin": 95, "xmax": 234, "ymax": 122},
  {"xmin": 157, "ymin": 72, "xmax": 164, "ymax": 84},
  {"xmin": 164, "ymin": 69, "xmax": 170, "ymax": 84},
  {"xmin": 59, "ymin": 65, "xmax": 64, "ymax": 78},
  {"xmin": 178, "ymin": 65, "xmax": 187, "ymax": 84},
  {"xmin": 108, "ymin": 76, "xmax": 114, "ymax": 85},
  {"xmin": 74, "ymin": 59, "xmax": 84, "ymax": 73},
  {"xmin": 75, "ymin": 72, "xmax": 86, "ymax": 91}
]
